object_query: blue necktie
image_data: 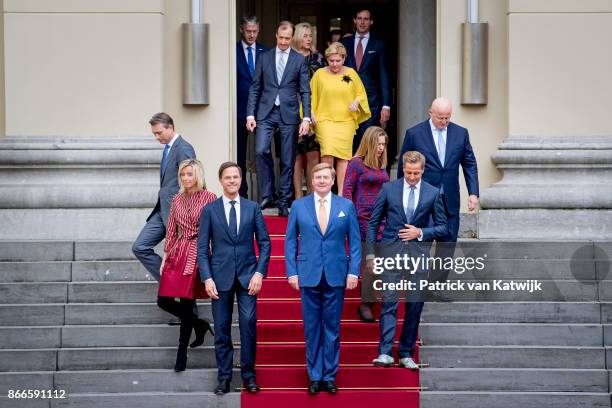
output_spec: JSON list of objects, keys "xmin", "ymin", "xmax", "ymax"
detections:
[
  {"xmin": 406, "ymin": 185, "xmax": 416, "ymax": 223},
  {"xmin": 229, "ymin": 200, "xmax": 238, "ymax": 240},
  {"xmin": 160, "ymin": 144, "xmax": 170, "ymax": 179},
  {"xmin": 247, "ymin": 46, "xmax": 255, "ymax": 76},
  {"xmin": 437, "ymin": 129, "xmax": 446, "ymax": 167}
]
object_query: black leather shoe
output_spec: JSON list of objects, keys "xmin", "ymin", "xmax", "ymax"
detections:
[
  {"xmin": 323, "ymin": 381, "xmax": 338, "ymax": 394},
  {"xmin": 244, "ymin": 377, "xmax": 260, "ymax": 393},
  {"xmin": 260, "ymin": 198, "xmax": 276, "ymax": 210},
  {"xmin": 278, "ymin": 207, "xmax": 289, "ymax": 217},
  {"xmin": 357, "ymin": 303, "xmax": 376, "ymax": 323},
  {"xmin": 308, "ymin": 380, "xmax": 322, "ymax": 394},
  {"xmin": 214, "ymin": 379, "xmax": 231, "ymax": 395},
  {"xmin": 190, "ymin": 318, "xmax": 214, "ymax": 348}
]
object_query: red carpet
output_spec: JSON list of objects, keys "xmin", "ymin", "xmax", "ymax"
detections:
[{"xmin": 241, "ymin": 216, "xmax": 420, "ymax": 408}]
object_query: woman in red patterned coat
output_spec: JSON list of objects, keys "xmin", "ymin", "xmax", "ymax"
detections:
[{"xmin": 157, "ymin": 159, "xmax": 216, "ymax": 372}]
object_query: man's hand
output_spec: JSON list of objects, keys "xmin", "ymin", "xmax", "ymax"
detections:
[
  {"xmin": 248, "ymin": 272, "xmax": 263, "ymax": 296},
  {"xmin": 468, "ymin": 195, "xmax": 479, "ymax": 212},
  {"xmin": 246, "ymin": 118, "xmax": 257, "ymax": 132},
  {"xmin": 380, "ymin": 107, "xmax": 391, "ymax": 125},
  {"xmin": 204, "ymin": 278, "xmax": 219, "ymax": 300},
  {"xmin": 398, "ymin": 224, "xmax": 422, "ymax": 241},
  {"xmin": 366, "ymin": 258, "xmax": 374, "ymax": 273},
  {"xmin": 346, "ymin": 275, "xmax": 358, "ymax": 290},
  {"xmin": 349, "ymin": 100, "xmax": 359, "ymax": 112},
  {"xmin": 288, "ymin": 276, "xmax": 300, "ymax": 291},
  {"xmin": 298, "ymin": 120, "xmax": 310, "ymax": 136}
]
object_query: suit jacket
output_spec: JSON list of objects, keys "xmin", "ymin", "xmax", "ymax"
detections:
[
  {"xmin": 366, "ymin": 178, "xmax": 448, "ymax": 244},
  {"xmin": 148, "ymin": 135, "xmax": 196, "ymax": 226},
  {"xmin": 197, "ymin": 197, "xmax": 271, "ymax": 291},
  {"xmin": 342, "ymin": 35, "xmax": 391, "ymax": 113},
  {"xmin": 246, "ymin": 47, "xmax": 311, "ymax": 124},
  {"xmin": 236, "ymin": 41, "xmax": 268, "ymax": 122},
  {"xmin": 285, "ymin": 194, "xmax": 361, "ymax": 287},
  {"xmin": 397, "ymin": 120, "xmax": 479, "ymax": 216}
]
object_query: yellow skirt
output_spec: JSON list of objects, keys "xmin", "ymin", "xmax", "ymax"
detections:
[{"xmin": 314, "ymin": 120, "xmax": 356, "ymax": 160}]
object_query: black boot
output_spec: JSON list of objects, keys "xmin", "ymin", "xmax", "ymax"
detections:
[
  {"xmin": 174, "ymin": 317, "xmax": 192, "ymax": 372},
  {"xmin": 174, "ymin": 345, "xmax": 187, "ymax": 372},
  {"xmin": 190, "ymin": 318, "xmax": 214, "ymax": 348}
]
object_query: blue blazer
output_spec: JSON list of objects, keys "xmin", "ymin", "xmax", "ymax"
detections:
[
  {"xmin": 366, "ymin": 178, "xmax": 448, "ymax": 244},
  {"xmin": 397, "ymin": 120, "xmax": 479, "ymax": 216},
  {"xmin": 285, "ymin": 194, "xmax": 361, "ymax": 288},
  {"xmin": 342, "ymin": 35, "xmax": 391, "ymax": 113},
  {"xmin": 197, "ymin": 198, "xmax": 271, "ymax": 291},
  {"xmin": 236, "ymin": 42, "xmax": 267, "ymax": 122},
  {"xmin": 246, "ymin": 48, "xmax": 311, "ymax": 125},
  {"xmin": 148, "ymin": 135, "xmax": 196, "ymax": 226}
]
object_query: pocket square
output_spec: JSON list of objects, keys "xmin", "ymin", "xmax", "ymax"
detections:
[
  {"xmin": 338, "ymin": 211, "xmax": 346, "ymax": 217},
  {"xmin": 368, "ymin": 50, "xmax": 376, "ymax": 54}
]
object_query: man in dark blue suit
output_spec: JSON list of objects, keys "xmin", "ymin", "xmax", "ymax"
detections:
[
  {"xmin": 246, "ymin": 21, "xmax": 311, "ymax": 216},
  {"xmin": 367, "ymin": 151, "xmax": 448, "ymax": 369},
  {"xmin": 285, "ymin": 163, "xmax": 361, "ymax": 395},
  {"xmin": 236, "ymin": 15, "xmax": 267, "ymax": 198},
  {"xmin": 397, "ymin": 97, "xmax": 479, "ymax": 288},
  {"xmin": 197, "ymin": 162, "xmax": 271, "ymax": 395},
  {"xmin": 342, "ymin": 9, "xmax": 391, "ymax": 151},
  {"xmin": 133, "ymin": 112, "xmax": 196, "ymax": 282}
]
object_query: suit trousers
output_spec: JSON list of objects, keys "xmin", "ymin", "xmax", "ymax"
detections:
[
  {"xmin": 379, "ymin": 299, "xmax": 424, "ymax": 359},
  {"xmin": 430, "ymin": 194, "xmax": 460, "ymax": 282},
  {"xmin": 300, "ymin": 273, "xmax": 345, "ymax": 381},
  {"xmin": 211, "ymin": 277, "xmax": 257, "ymax": 381},
  {"xmin": 237, "ymin": 122, "xmax": 250, "ymax": 198},
  {"xmin": 132, "ymin": 210, "xmax": 165, "ymax": 281},
  {"xmin": 255, "ymin": 106, "xmax": 297, "ymax": 207}
]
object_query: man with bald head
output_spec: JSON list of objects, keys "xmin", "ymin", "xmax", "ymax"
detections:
[{"xmin": 397, "ymin": 98, "xmax": 479, "ymax": 288}]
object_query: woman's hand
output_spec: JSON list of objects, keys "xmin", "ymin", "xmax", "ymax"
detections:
[{"xmin": 349, "ymin": 100, "xmax": 359, "ymax": 112}]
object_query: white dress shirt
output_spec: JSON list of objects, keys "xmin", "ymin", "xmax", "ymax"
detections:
[
  {"xmin": 242, "ymin": 41, "xmax": 257, "ymax": 67},
  {"xmin": 222, "ymin": 195, "xmax": 241, "ymax": 234},
  {"xmin": 166, "ymin": 133, "xmax": 180, "ymax": 149},
  {"xmin": 403, "ymin": 179, "xmax": 423, "ymax": 241}
]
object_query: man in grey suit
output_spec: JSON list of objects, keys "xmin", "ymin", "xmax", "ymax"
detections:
[
  {"xmin": 132, "ymin": 112, "xmax": 196, "ymax": 281},
  {"xmin": 246, "ymin": 20, "xmax": 311, "ymax": 217}
]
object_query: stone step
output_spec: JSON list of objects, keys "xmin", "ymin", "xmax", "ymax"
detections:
[
  {"xmin": 0, "ymin": 241, "xmax": 73, "ymax": 262},
  {"xmin": 420, "ymin": 391, "xmax": 611, "ymax": 408},
  {"xmin": 0, "ymin": 283, "xmax": 67, "ymax": 304},
  {"xmin": 47, "ymin": 392, "xmax": 240, "ymax": 408},
  {"xmin": 597, "ymin": 281, "xmax": 612, "ymax": 301},
  {"xmin": 0, "ymin": 327, "xmax": 61, "ymax": 349},
  {"xmin": 0, "ymin": 371, "xmax": 54, "ymax": 394},
  {"xmin": 60, "ymin": 324, "xmax": 223, "ymax": 348},
  {"xmin": 453, "ymin": 241, "xmax": 599, "ymax": 260},
  {"xmin": 0, "ymin": 304, "xmax": 65, "ymax": 326},
  {"xmin": 74, "ymin": 241, "xmax": 141, "ymax": 261},
  {"xmin": 420, "ymin": 323, "xmax": 603, "ymax": 346},
  {"xmin": 422, "ymin": 302, "xmax": 601, "ymax": 323},
  {"xmin": 420, "ymin": 368, "xmax": 609, "ymax": 392},
  {"xmin": 68, "ymin": 282, "xmax": 156, "ymax": 303},
  {"xmin": 0, "ymin": 262, "xmax": 72, "ymax": 282},
  {"xmin": 420, "ymin": 346, "xmax": 604, "ymax": 369},
  {"xmin": 71, "ymin": 261, "xmax": 151, "ymax": 282},
  {"xmin": 0, "ymin": 349, "xmax": 58, "ymax": 372},
  {"xmin": 54, "ymin": 369, "xmax": 242, "ymax": 394},
  {"xmin": 56, "ymin": 347, "xmax": 224, "ymax": 370}
]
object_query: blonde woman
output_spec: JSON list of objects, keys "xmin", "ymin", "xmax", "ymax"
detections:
[
  {"xmin": 342, "ymin": 126, "xmax": 389, "ymax": 322},
  {"xmin": 310, "ymin": 42, "xmax": 370, "ymax": 194},
  {"xmin": 292, "ymin": 22, "xmax": 324, "ymax": 198},
  {"xmin": 158, "ymin": 159, "xmax": 216, "ymax": 371}
]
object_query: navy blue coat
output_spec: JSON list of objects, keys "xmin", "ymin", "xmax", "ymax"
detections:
[
  {"xmin": 236, "ymin": 41, "xmax": 267, "ymax": 122},
  {"xmin": 397, "ymin": 120, "xmax": 479, "ymax": 217},
  {"xmin": 197, "ymin": 198, "xmax": 271, "ymax": 291}
]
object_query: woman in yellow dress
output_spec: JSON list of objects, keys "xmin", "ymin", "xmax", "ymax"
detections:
[{"xmin": 310, "ymin": 42, "xmax": 371, "ymax": 194}]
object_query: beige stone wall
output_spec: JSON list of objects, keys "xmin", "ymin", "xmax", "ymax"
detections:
[
  {"xmin": 508, "ymin": 0, "xmax": 612, "ymax": 136},
  {"xmin": 162, "ymin": 0, "xmax": 235, "ymax": 197},
  {"xmin": 4, "ymin": 0, "xmax": 164, "ymax": 137},
  {"xmin": 438, "ymin": 0, "xmax": 508, "ymax": 211},
  {"xmin": 0, "ymin": 0, "xmax": 5, "ymax": 139}
]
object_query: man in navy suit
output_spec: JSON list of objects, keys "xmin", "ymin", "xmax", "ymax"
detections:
[
  {"xmin": 237, "ymin": 15, "xmax": 267, "ymax": 198},
  {"xmin": 246, "ymin": 21, "xmax": 311, "ymax": 217},
  {"xmin": 397, "ymin": 97, "xmax": 479, "ymax": 288},
  {"xmin": 197, "ymin": 162, "xmax": 271, "ymax": 395},
  {"xmin": 367, "ymin": 151, "xmax": 448, "ymax": 369},
  {"xmin": 132, "ymin": 112, "xmax": 196, "ymax": 282},
  {"xmin": 285, "ymin": 163, "xmax": 361, "ymax": 395},
  {"xmin": 342, "ymin": 9, "xmax": 391, "ymax": 151}
]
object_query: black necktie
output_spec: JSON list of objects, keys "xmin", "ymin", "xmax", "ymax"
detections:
[{"xmin": 229, "ymin": 200, "xmax": 237, "ymax": 239}]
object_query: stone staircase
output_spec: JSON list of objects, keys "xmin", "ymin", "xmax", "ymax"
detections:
[{"xmin": 1, "ymin": 239, "xmax": 611, "ymax": 407}]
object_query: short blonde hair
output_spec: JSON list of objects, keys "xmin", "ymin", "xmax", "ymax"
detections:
[
  {"xmin": 292, "ymin": 22, "xmax": 313, "ymax": 52},
  {"xmin": 355, "ymin": 126, "xmax": 388, "ymax": 169},
  {"xmin": 311, "ymin": 162, "xmax": 336, "ymax": 179},
  {"xmin": 178, "ymin": 159, "xmax": 206, "ymax": 193},
  {"xmin": 402, "ymin": 151, "xmax": 426, "ymax": 169},
  {"xmin": 324, "ymin": 42, "xmax": 346, "ymax": 59}
]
